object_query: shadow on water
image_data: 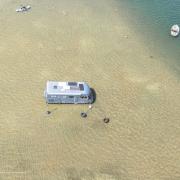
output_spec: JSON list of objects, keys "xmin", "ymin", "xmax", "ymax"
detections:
[{"xmin": 90, "ymin": 88, "xmax": 96, "ymax": 104}]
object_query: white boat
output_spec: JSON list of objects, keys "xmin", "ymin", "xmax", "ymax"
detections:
[
  {"xmin": 16, "ymin": 5, "xmax": 31, "ymax": 12},
  {"xmin": 170, "ymin": 24, "xmax": 180, "ymax": 37}
]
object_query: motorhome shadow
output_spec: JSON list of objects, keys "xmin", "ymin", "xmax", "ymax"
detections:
[{"xmin": 44, "ymin": 81, "xmax": 95, "ymax": 104}]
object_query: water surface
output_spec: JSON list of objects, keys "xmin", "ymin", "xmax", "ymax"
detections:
[
  {"xmin": 117, "ymin": 0, "xmax": 180, "ymax": 71},
  {"xmin": 0, "ymin": 0, "xmax": 180, "ymax": 179}
]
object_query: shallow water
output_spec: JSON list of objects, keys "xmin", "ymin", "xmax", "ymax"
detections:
[{"xmin": 0, "ymin": 0, "xmax": 180, "ymax": 179}]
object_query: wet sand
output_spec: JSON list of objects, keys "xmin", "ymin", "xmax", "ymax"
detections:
[{"xmin": 0, "ymin": 0, "xmax": 180, "ymax": 179}]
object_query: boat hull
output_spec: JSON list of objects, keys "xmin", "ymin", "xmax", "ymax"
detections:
[
  {"xmin": 171, "ymin": 24, "xmax": 180, "ymax": 37},
  {"xmin": 16, "ymin": 5, "xmax": 31, "ymax": 12}
]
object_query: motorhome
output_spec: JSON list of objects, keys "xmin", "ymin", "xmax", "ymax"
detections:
[{"xmin": 44, "ymin": 81, "xmax": 94, "ymax": 104}]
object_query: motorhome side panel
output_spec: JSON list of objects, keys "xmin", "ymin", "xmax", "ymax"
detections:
[
  {"xmin": 46, "ymin": 94, "xmax": 92, "ymax": 104},
  {"xmin": 44, "ymin": 81, "xmax": 94, "ymax": 104}
]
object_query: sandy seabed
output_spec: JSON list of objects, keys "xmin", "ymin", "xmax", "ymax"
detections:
[{"xmin": 0, "ymin": 0, "xmax": 180, "ymax": 179}]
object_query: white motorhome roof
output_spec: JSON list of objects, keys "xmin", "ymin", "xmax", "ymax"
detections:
[{"xmin": 46, "ymin": 81, "xmax": 91, "ymax": 95}]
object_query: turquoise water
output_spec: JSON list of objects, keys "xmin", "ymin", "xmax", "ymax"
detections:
[{"xmin": 118, "ymin": 0, "xmax": 180, "ymax": 72}]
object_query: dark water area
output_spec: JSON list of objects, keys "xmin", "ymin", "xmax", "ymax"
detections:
[{"xmin": 117, "ymin": 0, "xmax": 180, "ymax": 73}]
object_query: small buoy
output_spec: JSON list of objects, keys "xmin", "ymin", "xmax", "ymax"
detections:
[
  {"xmin": 103, "ymin": 118, "xmax": 110, "ymax": 123},
  {"xmin": 81, "ymin": 112, "xmax": 87, "ymax": 118},
  {"xmin": 46, "ymin": 111, "xmax": 51, "ymax": 115}
]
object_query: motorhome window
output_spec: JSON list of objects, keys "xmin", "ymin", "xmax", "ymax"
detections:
[
  {"xmin": 79, "ymin": 84, "xmax": 84, "ymax": 91},
  {"xmin": 69, "ymin": 96, "xmax": 74, "ymax": 98},
  {"xmin": 68, "ymin": 82, "xmax": 77, "ymax": 86},
  {"xmin": 53, "ymin": 85, "xmax": 58, "ymax": 89},
  {"xmin": 49, "ymin": 99, "xmax": 54, "ymax": 102},
  {"xmin": 81, "ymin": 96, "xmax": 87, "ymax": 99}
]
